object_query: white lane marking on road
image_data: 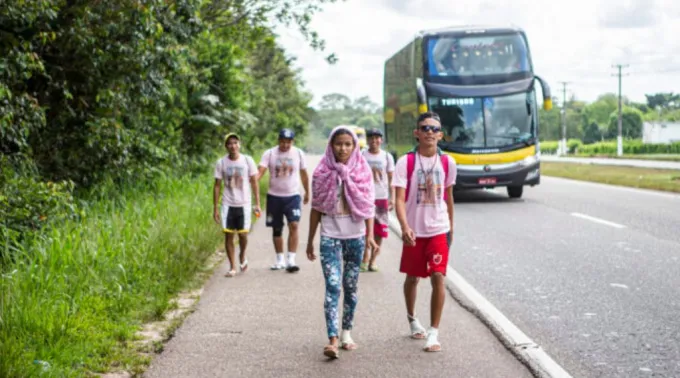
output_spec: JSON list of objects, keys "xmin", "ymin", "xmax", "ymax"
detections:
[
  {"xmin": 610, "ymin": 283, "xmax": 629, "ymax": 289},
  {"xmin": 570, "ymin": 212, "xmax": 626, "ymax": 229}
]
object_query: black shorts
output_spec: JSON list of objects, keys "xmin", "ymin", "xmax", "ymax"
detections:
[
  {"xmin": 220, "ymin": 205, "xmax": 251, "ymax": 234},
  {"xmin": 265, "ymin": 194, "xmax": 301, "ymax": 228}
]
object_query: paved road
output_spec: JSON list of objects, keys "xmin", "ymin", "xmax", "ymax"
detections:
[
  {"xmin": 451, "ymin": 177, "xmax": 680, "ymax": 377},
  {"xmin": 541, "ymin": 156, "xmax": 680, "ymax": 170},
  {"xmin": 143, "ymin": 154, "xmax": 533, "ymax": 378}
]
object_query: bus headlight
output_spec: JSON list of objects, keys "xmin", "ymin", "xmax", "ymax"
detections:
[{"xmin": 520, "ymin": 155, "xmax": 539, "ymax": 167}]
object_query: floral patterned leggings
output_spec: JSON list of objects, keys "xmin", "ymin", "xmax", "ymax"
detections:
[{"xmin": 320, "ymin": 235, "xmax": 365, "ymax": 338}]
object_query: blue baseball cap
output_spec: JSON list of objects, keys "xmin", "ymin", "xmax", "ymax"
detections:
[{"xmin": 279, "ymin": 129, "xmax": 295, "ymax": 140}]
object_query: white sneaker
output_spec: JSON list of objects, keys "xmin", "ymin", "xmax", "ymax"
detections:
[{"xmin": 270, "ymin": 263, "xmax": 285, "ymax": 270}]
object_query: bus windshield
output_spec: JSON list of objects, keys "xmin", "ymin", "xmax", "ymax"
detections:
[
  {"xmin": 426, "ymin": 32, "xmax": 530, "ymax": 78},
  {"xmin": 428, "ymin": 92, "xmax": 537, "ymax": 150}
]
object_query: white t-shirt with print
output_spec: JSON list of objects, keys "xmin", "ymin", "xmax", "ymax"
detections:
[
  {"xmin": 259, "ymin": 147, "xmax": 306, "ymax": 197},
  {"xmin": 362, "ymin": 149, "xmax": 395, "ymax": 200},
  {"xmin": 320, "ymin": 177, "xmax": 366, "ymax": 239},
  {"xmin": 392, "ymin": 153, "xmax": 457, "ymax": 238},
  {"xmin": 214, "ymin": 154, "xmax": 258, "ymax": 207}
]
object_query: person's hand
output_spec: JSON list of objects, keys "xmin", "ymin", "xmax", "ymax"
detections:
[
  {"xmin": 213, "ymin": 209, "xmax": 220, "ymax": 225},
  {"xmin": 254, "ymin": 205, "xmax": 262, "ymax": 218},
  {"xmin": 388, "ymin": 199, "xmax": 395, "ymax": 211},
  {"xmin": 303, "ymin": 192, "xmax": 310, "ymax": 205},
  {"xmin": 306, "ymin": 244, "xmax": 316, "ymax": 262},
  {"xmin": 367, "ymin": 237, "xmax": 380, "ymax": 254},
  {"xmin": 401, "ymin": 225, "xmax": 416, "ymax": 247}
]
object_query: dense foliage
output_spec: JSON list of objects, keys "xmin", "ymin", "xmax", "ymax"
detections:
[{"xmin": 1, "ymin": 0, "xmax": 341, "ymax": 251}]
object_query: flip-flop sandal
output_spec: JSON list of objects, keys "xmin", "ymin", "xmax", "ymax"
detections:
[
  {"xmin": 323, "ymin": 344, "xmax": 339, "ymax": 359},
  {"xmin": 225, "ymin": 269, "xmax": 236, "ymax": 277},
  {"xmin": 368, "ymin": 265, "xmax": 379, "ymax": 272},
  {"xmin": 409, "ymin": 317, "xmax": 427, "ymax": 339},
  {"xmin": 424, "ymin": 329, "xmax": 441, "ymax": 352},
  {"xmin": 240, "ymin": 259, "xmax": 248, "ymax": 272},
  {"xmin": 359, "ymin": 263, "xmax": 368, "ymax": 272},
  {"xmin": 340, "ymin": 333, "xmax": 358, "ymax": 351}
]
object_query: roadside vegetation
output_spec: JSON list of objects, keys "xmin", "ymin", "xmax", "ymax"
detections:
[
  {"xmin": 541, "ymin": 162, "xmax": 680, "ymax": 193},
  {"xmin": 1, "ymin": 0, "xmax": 338, "ymax": 376}
]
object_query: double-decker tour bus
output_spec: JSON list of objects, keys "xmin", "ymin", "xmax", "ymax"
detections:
[{"xmin": 383, "ymin": 25, "xmax": 553, "ymax": 198}]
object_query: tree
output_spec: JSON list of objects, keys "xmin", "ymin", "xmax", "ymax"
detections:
[
  {"xmin": 645, "ymin": 92, "xmax": 680, "ymax": 110},
  {"xmin": 606, "ymin": 107, "xmax": 643, "ymax": 139}
]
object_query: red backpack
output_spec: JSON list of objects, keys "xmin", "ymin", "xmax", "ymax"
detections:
[{"xmin": 404, "ymin": 151, "xmax": 450, "ymax": 202}]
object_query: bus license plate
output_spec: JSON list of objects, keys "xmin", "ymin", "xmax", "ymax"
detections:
[{"xmin": 479, "ymin": 177, "xmax": 497, "ymax": 185}]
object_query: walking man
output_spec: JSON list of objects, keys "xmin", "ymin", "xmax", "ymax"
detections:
[
  {"xmin": 360, "ymin": 128, "xmax": 395, "ymax": 272},
  {"xmin": 392, "ymin": 112, "xmax": 456, "ymax": 352},
  {"xmin": 257, "ymin": 129, "xmax": 310, "ymax": 273},
  {"xmin": 213, "ymin": 133, "xmax": 261, "ymax": 277}
]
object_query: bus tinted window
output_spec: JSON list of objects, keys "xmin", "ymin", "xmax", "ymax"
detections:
[
  {"xmin": 426, "ymin": 33, "xmax": 530, "ymax": 77},
  {"xmin": 428, "ymin": 92, "xmax": 537, "ymax": 149}
]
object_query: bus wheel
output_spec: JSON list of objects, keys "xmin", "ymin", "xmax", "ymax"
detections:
[{"xmin": 507, "ymin": 186, "xmax": 523, "ymax": 199}]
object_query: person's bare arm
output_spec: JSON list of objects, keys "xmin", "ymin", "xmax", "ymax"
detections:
[
  {"xmin": 388, "ymin": 171, "xmax": 395, "ymax": 210},
  {"xmin": 306, "ymin": 208, "xmax": 322, "ymax": 261},
  {"xmin": 395, "ymin": 187, "xmax": 415, "ymax": 246},
  {"xmin": 250, "ymin": 175, "xmax": 261, "ymax": 213},
  {"xmin": 213, "ymin": 179, "xmax": 221, "ymax": 224},
  {"xmin": 446, "ymin": 185, "xmax": 454, "ymax": 234},
  {"xmin": 257, "ymin": 166, "xmax": 267, "ymax": 181},
  {"xmin": 300, "ymin": 169, "xmax": 310, "ymax": 205}
]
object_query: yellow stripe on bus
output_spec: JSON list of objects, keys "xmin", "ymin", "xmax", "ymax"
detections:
[{"xmin": 446, "ymin": 145, "xmax": 536, "ymax": 165}]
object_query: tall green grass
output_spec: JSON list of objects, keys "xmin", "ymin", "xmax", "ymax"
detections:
[{"xmin": 0, "ymin": 172, "xmax": 221, "ymax": 377}]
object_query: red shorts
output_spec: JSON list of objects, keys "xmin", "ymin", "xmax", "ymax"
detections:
[
  {"xmin": 400, "ymin": 233, "xmax": 449, "ymax": 278},
  {"xmin": 373, "ymin": 199, "xmax": 389, "ymax": 239}
]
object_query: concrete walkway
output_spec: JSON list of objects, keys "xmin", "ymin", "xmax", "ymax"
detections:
[
  {"xmin": 144, "ymin": 202, "xmax": 533, "ymax": 378},
  {"xmin": 541, "ymin": 156, "xmax": 680, "ymax": 170}
]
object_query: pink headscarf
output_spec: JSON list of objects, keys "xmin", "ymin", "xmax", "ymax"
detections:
[{"xmin": 312, "ymin": 126, "xmax": 375, "ymax": 223}]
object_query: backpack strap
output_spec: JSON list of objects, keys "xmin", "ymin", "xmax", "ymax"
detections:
[{"xmin": 405, "ymin": 152, "xmax": 416, "ymax": 201}]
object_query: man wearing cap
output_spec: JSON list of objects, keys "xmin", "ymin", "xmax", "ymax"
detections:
[
  {"xmin": 360, "ymin": 128, "xmax": 395, "ymax": 272},
  {"xmin": 213, "ymin": 133, "xmax": 261, "ymax": 277},
  {"xmin": 257, "ymin": 128, "xmax": 310, "ymax": 273}
]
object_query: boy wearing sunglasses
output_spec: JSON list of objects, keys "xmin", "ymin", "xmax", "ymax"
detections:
[{"xmin": 392, "ymin": 112, "xmax": 456, "ymax": 353}]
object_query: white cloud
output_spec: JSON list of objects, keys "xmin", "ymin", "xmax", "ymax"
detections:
[{"xmin": 277, "ymin": 0, "xmax": 680, "ymax": 107}]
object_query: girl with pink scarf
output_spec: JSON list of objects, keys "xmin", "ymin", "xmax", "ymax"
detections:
[{"xmin": 306, "ymin": 126, "xmax": 378, "ymax": 359}]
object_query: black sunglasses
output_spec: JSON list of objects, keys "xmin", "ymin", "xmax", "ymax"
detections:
[{"xmin": 419, "ymin": 125, "xmax": 441, "ymax": 133}]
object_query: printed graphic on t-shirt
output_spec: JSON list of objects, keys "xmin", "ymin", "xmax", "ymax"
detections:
[
  {"xmin": 336, "ymin": 184, "xmax": 350, "ymax": 216},
  {"xmin": 368, "ymin": 160, "xmax": 384, "ymax": 182},
  {"xmin": 416, "ymin": 170, "xmax": 442, "ymax": 205},
  {"xmin": 226, "ymin": 166, "xmax": 244, "ymax": 189},
  {"xmin": 274, "ymin": 157, "xmax": 295, "ymax": 178}
]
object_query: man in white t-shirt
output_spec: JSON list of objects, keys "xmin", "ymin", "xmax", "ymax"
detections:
[
  {"xmin": 360, "ymin": 128, "xmax": 395, "ymax": 272},
  {"xmin": 392, "ymin": 112, "xmax": 456, "ymax": 353},
  {"xmin": 257, "ymin": 129, "xmax": 310, "ymax": 273},
  {"xmin": 213, "ymin": 133, "xmax": 261, "ymax": 278}
]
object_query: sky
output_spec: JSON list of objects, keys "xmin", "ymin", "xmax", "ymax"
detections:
[{"xmin": 275, "ymin": 0, "xmax": 680, "ymax": 108}]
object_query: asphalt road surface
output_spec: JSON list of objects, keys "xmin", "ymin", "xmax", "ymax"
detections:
[{"xmin": 451, "ymin": 175, "xmax": 680, "ymax": 377}]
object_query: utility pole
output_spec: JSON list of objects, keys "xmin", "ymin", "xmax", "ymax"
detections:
[
  {"xmin": 612, "ymin": 64, "xmax": 629, "ymax": 156},
  {"xmin": 558, "ymin": 81, "xmax": 570, "ymax": 156}
]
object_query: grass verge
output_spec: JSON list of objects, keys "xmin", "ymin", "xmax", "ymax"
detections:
[
  {"xmin": 0, "ymin": 172, "xmax": 221, "ymax": 377},
  {"xmin": 541, "ymin": 162, "xmax": 680, "ymax": 193},
  {"xmin": 573, "ymin": 154, "xmax": 680, "ymax": 162}
]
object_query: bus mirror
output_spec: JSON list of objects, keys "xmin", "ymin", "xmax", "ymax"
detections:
[
  {"xmin": 543, "ymin": 97, "xmax": 553, "ymax": 111},
  {"xmin": 416, "ymin": 79, "xmax": 427, "ymax": 114},
  {"xmin": 535, "ymin": 75, "xmax": 552, "ymax": 111}
]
